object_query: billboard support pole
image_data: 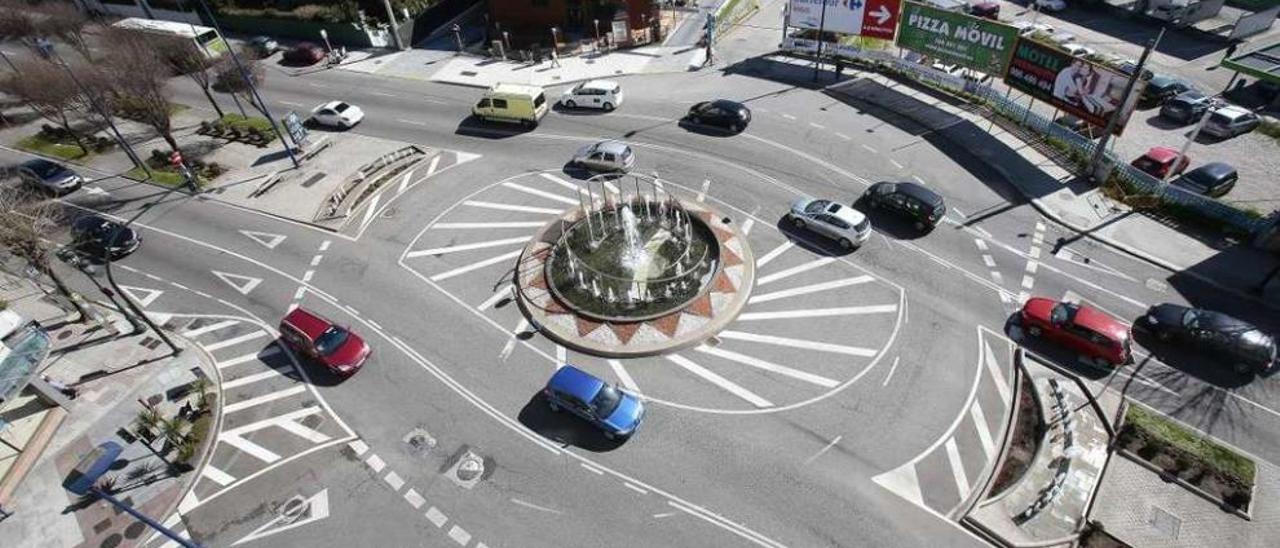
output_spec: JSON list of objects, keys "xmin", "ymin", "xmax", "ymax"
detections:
[
  {"xmin": 1089, "ymin": 27, "xmax": 1164, "ymax": 183},
  {"xmin": 812, "ymin": 0, "xmax": 830, "ymax": 82}
]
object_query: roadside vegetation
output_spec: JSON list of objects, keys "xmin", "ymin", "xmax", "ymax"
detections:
[{"xmin": 1118, "ymin": 404, "xmax": 1256, "ymax": 511}]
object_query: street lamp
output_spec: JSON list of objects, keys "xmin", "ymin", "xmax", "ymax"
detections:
[
  {"xmin": 65, "ymin": 442, "xmax": 200, "ymax": 548},
  {"xmin": 550, "ymin": 26, "xmax": 560, "ymax": 54},
  {"xmin": 502, "ymin": 31, "xmax": 511, "ymax": 54},
  {"xmin": 319, "ymin": 29, "xmax": 333, "ymax": 54}
]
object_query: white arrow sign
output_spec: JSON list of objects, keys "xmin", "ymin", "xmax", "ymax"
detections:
[
  {"xmin": 212, "ymin": 271, "xmax": 263, "ymax": 295},
  {"xmin": 873, "ymin": 5, "xmax": 891, "ymax": 25},
  {"xmin": 232, "ymin": 489, "xmax": 330, "ymax": 546},
  {"xmin": 118, "ymin": 285, "xmax": 164, "ymax": 307},
  {"xmin": 239, "ymin": 230, "xmax": 287, "ymax": 250}
]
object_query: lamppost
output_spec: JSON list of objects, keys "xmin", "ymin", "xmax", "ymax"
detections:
[
  {"xmin": 812, "ymin": 0, "xmax": 830, "ymax": 82},
  {"xmin": 319, "ymin": 28, "xmax": 333, "ymax": 55},
  {"xmin": 65, "ymin": 442, "xmax": 200, "ymax": 548},
  {"xmin": 593, "ymin": 19, "xmax": 601, "ymax": 47},
  {"xmin": 452, "ymin": 23, "xmax": 463, "ymax": 54},
  {"xmin": 550, "ymin": 26, "xmax": 560, "ymax": 54},
  {"xmin": 503, "ymin": 31, "xmax": 512, "ymax": 54}
]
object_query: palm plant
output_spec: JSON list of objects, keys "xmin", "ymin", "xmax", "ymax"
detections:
[{"xmin": 134, "ymin": 407, "xmax": 162, "ymax": 443}]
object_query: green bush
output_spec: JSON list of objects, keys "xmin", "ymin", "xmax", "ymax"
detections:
[{"xmin": 1126, "ymin": 404, "xmax": 1256, "ymax": 486}]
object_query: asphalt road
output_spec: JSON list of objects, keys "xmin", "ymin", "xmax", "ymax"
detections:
[{"xmin": 5, "ymin": 9, "xmax": 1280, "ymax": 548}]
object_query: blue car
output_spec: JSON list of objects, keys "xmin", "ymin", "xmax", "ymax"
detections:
[{"xmin": 543, "ymin": 365, "xmax": 645, "ymax": 439}]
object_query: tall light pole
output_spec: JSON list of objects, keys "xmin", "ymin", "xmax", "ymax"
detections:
[
  {"xmin": 550, "ymin": 26, "xmax": 560, "ymax": 54},
  {"xmin": 594, "ymin": 19, "xmax": 601, "ymax": 47},
  {"xmin": 1088, "ymin": 27, "xmax": 1164, "ymax": 182},
  {"xmin": 812, "ymin": 0, "xmax": 830, "ymax": 82},
  {"xmin": 380, "ymin": 0, "xmax": 406, "ymax": 50}
]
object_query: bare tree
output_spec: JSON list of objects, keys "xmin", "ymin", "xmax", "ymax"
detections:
[
  {"xmin": 34, "ymin": 1, "xmax": 95, "ymax": 61},
  {"xmin": 0, "ymin": 58, "xmax": 92, "ymax": 156},
  {"xmin": 214, "ymin": 50, "xmax": 265, "ymax": 117},
  {"xmin": 104, "ymin": 30, "xmax": 181, "ymax": 152},
  {"xmin": 0, "ymin": 6, "xmax": 38, "ymax": 45},
  {"xmin": 0, "ymin": 184, "xmax": 89, "ymax": 321},
  {"xmin": 162, "ymin": 36, "xmax": 225, "ymax": 118}
]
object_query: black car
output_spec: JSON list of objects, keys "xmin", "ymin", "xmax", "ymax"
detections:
[
  {"xmin": 685, "ymin": 100, "xmax": 751, "ymax": 133},
  {"xmin": 1141, "ymin": 75, "xmax": 1195, "ymax": 107},
  {"xmin": 862, "ymin": 181, "xmax": 947, "ymax": 230},
  {"xmin": 1172, "ymin": 162, "xmax": 1238, "ymax": 198},
  {"xmin": 1159, "ymin": 91, "xmax": 1213, "ymax": 125},
  {"xmin": 1054, "ymin": 114, "xmax": 1100, "ymax": 139},
  {"xmin": 71, "ymin": 215, "xmax": 141, "ymax": 259},
  {"xmin": 1138, "ymin": 303, "xmax": 1277, "ymax": 375},
  {"xmin": 1117, "ymin": 60, "xmax": 1154, "ymax": 82},
  {"xmin": 247, "ymin": 36, "xmax": 280, "ymax": 58}
]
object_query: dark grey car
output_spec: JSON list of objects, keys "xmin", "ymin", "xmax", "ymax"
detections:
[
  {"xmin": 18, "ymin": 159, "xmax": 82, "ymax": 194},
  {"xmin": 1138, "ymin": 303, "xmax": 1277, "ymax": 375},
  {"xmin": 1173, "ymin": 162, "xmax": 1237, "ymax": 198},
  {"xmin": 1159, "ymin": 91, "xmax": 1213, "ymax": 125}
]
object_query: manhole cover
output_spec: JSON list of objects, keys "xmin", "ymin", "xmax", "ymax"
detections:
[
  {"xmin": 1149, "ymin": 506, "xmax": 1181, "ymax": 539},
  {"xmin": 446, "ymin": 449, "xmax": 486, "ymax": 489},
  {"xmin": 403, "ymin": 428, "xmax": 437, "ymax": 457},
  {"xmin": 382, "ymin": 207, "xmax": 397, "ymax": 219},
  {"xmin": 278, "ymin": 495, "xmax": 308, "ymax": 524}
]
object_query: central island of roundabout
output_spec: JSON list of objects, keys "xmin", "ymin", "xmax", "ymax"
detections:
[{"xmin": 515, "ymin": 173, "xmax": 756, "ymax": 357}]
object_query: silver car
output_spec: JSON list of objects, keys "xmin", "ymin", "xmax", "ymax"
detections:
[
  {"xmin": 1202, "ymin": 105, "xmax": 1260, "ymax": 139},
  {"xmin": 18, "ymin": 159, "xmax": 82, "ymax": 194},
  {"xmin": 571, "ymin": 140, "xmax": 635, "ymax": 172},
  {"xmin": 787, "ymin": 197, "xmax": 872, "ymax": 250}
]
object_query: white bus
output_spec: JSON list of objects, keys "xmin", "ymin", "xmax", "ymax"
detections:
[{"xmin": 111, "ymin": 17, "xmax": 228, "ymax": 58}]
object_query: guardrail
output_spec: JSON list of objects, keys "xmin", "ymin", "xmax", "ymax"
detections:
[{"xmin": 316, "ymin": 146, "xmax": 425, "ymax": 221}]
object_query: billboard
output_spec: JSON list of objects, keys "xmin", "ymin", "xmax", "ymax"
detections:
[
  {"xmin": 895, "ymin": 1, "xmax": 1019, "ymax": 74},
  {"xmin": 1003, "ymin": 39, "xmax": 1145, "ymax": 135},
  {"xmin": 788, "ymin": 0, "xmax": 902, "ymax": 40}
]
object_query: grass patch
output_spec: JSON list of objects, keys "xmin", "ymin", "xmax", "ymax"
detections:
[
  {"xmin": 17, "ymin": 134, "xmax": 90, "ymax": 161},
  {"xmin": 219, "ymin": 113, "xmax": 279, "ymax": 134},
  {"xmin": 1126, "ymin": 404, "xmax": 1255, "ymax": 485},
  {"xmin": 125, "ymin": 165, "xmax": 193, "ymax": 188}
]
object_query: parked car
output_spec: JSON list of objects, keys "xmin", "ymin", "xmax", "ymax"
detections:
[
  {"xmin": 862, "ymin": 181, "xmax": 947, "ymax": 231},
  {"xmin": 1115, "ymin": 59, "xmax": 1153, "ymax": 81},
  {"xmin": 1011, "ymin": 21, "xmax": 1055, "ymax": 37},
  {"xmin": 247, "ymin": 35, "xmax": 279, "ymax": 58},
  {"xmin": 283, "ymin": 42, "xmax": 325, "ymax": 65},
  {"xmin": 1201, "ymin": 104, "xmax": 1261, "ymax": 139},
  {"xmin": 279, "ymin": 307, "xmax": 371, "ymax": 376},
  {"xmin": 559, "ymin": 79, "xmax": 623, "ymax": 111},
  {"xmin": 685, "ymin": 99, "xmax": 751, "ymax": 133},
  {"xmin": 1047, "ymin": 32, "xmax": 1077, "ymax": 45},
  {"xmin": 17, "ymin": 158, "xmax": 82, "ymax": 194},
  {"xmin": 1140, "ymin": 75, "xmax": 1195, "ymax": 107},
  {"xmin": 1131, "ymin": 146, "xmax": 1189, "ymax": 178},
  {"xmin": 1061, "ymin": 43, "xmax": 1096, "ymax": 58},
  {"xmin": 1137, "ymin": 303, "xmax": 1276, "ymax": 375},
  {"xmin": 543, "ymin": 365, "xmax": 645, "ymax": 440},
  {"xmin": 1054, "ymin": 114, "xmax": 1100, "ymax": 139},
  {"xmin": 1035, "ymin": 0, "xmax": 1067, "ymax": 11},
  {"xmin": 310, "ymin": 101, "xmax": 364, "ymax": 129},
  {"xmin": 1159, "ymin": 90, "xmax": 1214, "ymax": 124},
  {"xmin": 571, "ymin": 140, "xmax": 635, "ymax": 172},
  {"xmin": 1020, "ymin": 297, "xmax": 1132, "ymax": 366},
  {"xmin": 71, "ymin": 215, "xmax": 140, "ymax": 259},
  {"xmin": 1172, "ymin": 162, "xmax": 1237, "ymax": 197},
  {"xmin": 787, "ymin": 196, "xmax": 872, "ymax": 250},
  {"xmin": 968, "ymin": 1, "xmax": 999, "ymax": 19}
]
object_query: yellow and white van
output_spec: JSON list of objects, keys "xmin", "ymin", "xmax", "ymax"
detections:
[{"xmin": 472, "ymin": 83, "xmax": 549, "ymax": 127}]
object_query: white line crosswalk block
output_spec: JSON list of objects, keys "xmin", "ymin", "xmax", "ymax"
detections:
[
  {"xmin": 872, "ymin": 463, "xmax": 925, "ymax": 508},
  {"xmin": 944, "ymin": 437, "xmax": 971, "ymax": 500}
]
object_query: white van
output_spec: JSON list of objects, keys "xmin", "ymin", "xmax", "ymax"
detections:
[
  {"xmin": 473, "ymin": 83, "xmax": 549, "ymax": 127},
  {"xmin": 559, "ymin": 79, "xmax": 624, "ymax": 111}
]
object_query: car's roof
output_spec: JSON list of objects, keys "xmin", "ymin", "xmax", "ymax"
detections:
[
  {"xmin": 1144, "ymin": 146, "xmax": 1179, "ymax": 161},
  {"xmin": 1170, "ymin": 90, "xmax": 1207, "ymax": 101},
  {"xmin": 1186, "ymin": 162, "xmax": 1235, "ymax": 180},
  {"xmin": 592, "ymin": 140, "xmax": 630, "ymax": 154},
  {"xmin": 580, "ymin": 79, "xmax": 619, "ymax": 90},
  {"xmin": 1072, "ymin": 304, "xmax": 1126, "ymax": 338},
  {"xmin": 892, "ymin": 182, "xmax": 945, "ymax": 205},
  {"xmin": 282, "ymin": 307, "xmax": 333, "ymax": 338},
  {"xmin": 72, "ymin": 214, "xmax": 110, "ymax": 230},
  {"xmin": 548, "ymin": 365, "xmax": 605, "ymax": 401},
  {"xmin": 827, "ymin": 202, "xmax": 866, "ymax": 225},
  {"xmin": 1211, "ymin": 104, "xmax": 1251, "ymax": 117},
  {"xmin": 21, "ymin": 158, "xmax": 61, "ymax": 170},
  {"xmin": 492, "ymin": 83, "xmax": 544, "ymax": 96},
  {"xmin": 711, "ymin": 99, "xmax": 746, "ymax": 111}
]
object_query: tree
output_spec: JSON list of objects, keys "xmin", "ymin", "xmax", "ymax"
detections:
[
  {"xmin": 34, "ymin": 1, "xmax": 95, "ymax": 62},
  {"xmin": 104, "ymin": 29, "xmax": 182, "ymax": 153},
  {"xmin": 0, "ymin": 184, "xmax": 90, "ymax": 322},
  {"xmin": 0, "ymin": 7, "xmax": 38, "ymax": 46},
  {"xmin": 213, "ymin": 50, "xmax": 265, "ymax": 118},
  {"xmin": 162, "ymin": 36, "xmax": 225, "ymax": 118},
  {"xmin": 0, "ymin": 58, "xmax": 91, "ymax": 155}
]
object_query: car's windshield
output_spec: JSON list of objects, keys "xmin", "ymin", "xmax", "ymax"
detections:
[
  {"xmin": 1133, "ymin": 157, "xmax": 1160, "ymax": 171},
  {"xmin": 334, "ymin": 103, "xmax": 350, "ymax": 113},
  {"xmin": 314, "ymin": 326, "xmax": 350, "ymax": 355},
  {"xmin": 1239, "ymin": 330, "xmax": 1274, "ymax": 360},
  {"xmin": 1049, "ymin": 303, "xmax": 1076, "ymax": 325},
  {"xmin": 1182, "ymin": 309, "xmax": 1199, "ymax": 328},
  {"xmin": 32, "ymin": 162, "xmax": 67, "ymax": 179},
  {"xmin": 804, "ymin": 200, "xmax": 830, "ymax": 214},
  {"xmin": 591, "ymin": 385, "xmax": 623, "ymax": 417},
  {"xmin": 1209, "ymin": 112, "xmax": 1231, "ymax": 124}
]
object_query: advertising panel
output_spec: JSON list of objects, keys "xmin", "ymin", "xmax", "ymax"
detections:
[
  {"xmin": 895, "ymin": 1, "xmax": 1018, "ymax": 74},
  {"xmin": 1003, "ymin": 39, "xmax": 1144, "ymax": 135},
  {"xmin": 788, "ymin": 0, "xmax": 901, "ymax": 39}
]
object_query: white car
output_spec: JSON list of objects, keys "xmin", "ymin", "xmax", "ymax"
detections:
[
  {"xmin": 560, "ymin": 79, "xmax": 623, "ymax": 111},
  {"xmin": 1035, "ymin": 0, "xmax": 1067, "ymax": 12},
  {"xmin": 310, "ymin": 101, "xmax": 364, "ymax": 129},
  {"xmin": 1062, "ymin": 43, "xmax": 1096, "ymax": 58},
  {"xmin": 787, "ymin": 197, "xmax": 872, "ymax": 250},
  {"xmin": 1048, "ymin": 32, "xmax": 1077, "ymax": 45},
  {"xmin": 1011, "ymin": 21, "xmax": 1054, "ymax": 37}
]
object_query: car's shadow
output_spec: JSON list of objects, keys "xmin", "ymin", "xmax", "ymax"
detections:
[
  {"xmin": 774, "ymin": 217, "xmax": 857, "ymax": 257},
  {"xmin": 517, "ymin": 394, "xmax": 626, "ymax": 452},
  {"xmin": 551, "ymin": 104, "xmax": 610, "ymax": 116},
  {"xmin": 1144, "ymin": 114, "xmax": 1189, "ymax": 131},
  {"xmin": 676, "ymin": 119, "xmax": 740, "ymax": 137},
  {"xmin": 1131, "ymin": 330, "xmax": 1257, "ymax": 389},
  {"xmin": 560, "ymin": 164, "xmax": 624, "ymax": 181},
  {"xmin": 454, "ymin": 116, "xmax": 532, "ymax": 139}
]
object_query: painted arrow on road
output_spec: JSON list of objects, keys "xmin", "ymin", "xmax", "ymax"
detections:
[
  {"xmin": 231, "ymin": 489, "xmax": 330, "ymax": 546},
  {"xmin": 239, "ymin": 230, "xmax": 287, "ymax": 250},
  {"xmin": 212, "ymin": 271, "xmax": 264, "ymax": 295}
]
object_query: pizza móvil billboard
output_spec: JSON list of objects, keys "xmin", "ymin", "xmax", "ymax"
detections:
[{"xmin": 895, "ymin": 1, "xmax": 1018, "ymax": 74}]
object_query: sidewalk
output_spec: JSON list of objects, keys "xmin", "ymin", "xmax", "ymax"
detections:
[{"xmin": 0, "ymin": 268, "xmax": 218, "ymax": 548}]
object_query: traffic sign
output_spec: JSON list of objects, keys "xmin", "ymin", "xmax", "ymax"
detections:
[
  {"xmin": 861, "ymin": 0, "xmax": 900, "ymax": 40},
  {"xmin": 787, "ymin": 0, "xmax": 902, "ymax": 40},
  {"xmin": 169, "ymin": 150, "xmax": 183, "ymax": 168}
]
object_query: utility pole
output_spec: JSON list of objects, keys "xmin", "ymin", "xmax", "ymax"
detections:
[
  {"xmin": 812, "ymin": 0, "xmax": 830, "ymax": 82},
  {"xmin": 381, "ymin": 0, "xmax": 406, "ymax": 50},
  {"xmin": 1088, "ymin": 27, "xmax": 1164, "ymax": 182}
]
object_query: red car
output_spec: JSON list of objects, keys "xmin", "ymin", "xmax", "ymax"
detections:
[
  {"xmin": 283, "ymin": 42, "xmax": 325, "ymax": 66},
  {"xmin": 1020, "ymin": 297, "xmax": 1132, "ymax": 366},
  {"xmin": 1131, "ymin": 147, "xmax": 1190, "ymax": 179},
  {"xmin": 279, "ymin": 307, "xmax": 371, "ymax": 375}
]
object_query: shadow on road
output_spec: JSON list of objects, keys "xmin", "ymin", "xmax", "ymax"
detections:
[
  {"xmin": 454, "ymin": 116, "xmax": 530, "ymax": 139},
  {"xmin": 517, "ymin": 394, "xmax": 626, "ymax": 452}
]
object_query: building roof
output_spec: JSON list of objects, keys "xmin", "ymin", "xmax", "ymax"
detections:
[{"xmin": 1221, "ymin": 41, "xmax": 1280, "ymax": 86}]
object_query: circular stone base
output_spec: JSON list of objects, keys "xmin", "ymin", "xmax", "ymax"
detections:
[{"xmin": 515, "ymin": 199, "xmax": 755, "ymax": 358}]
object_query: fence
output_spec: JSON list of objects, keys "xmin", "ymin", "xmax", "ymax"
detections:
[{"xmin": 786, "ymin": 39, "xmax": 1271, "ymax": 236}]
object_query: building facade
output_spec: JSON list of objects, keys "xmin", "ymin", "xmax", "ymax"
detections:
[{"xmin": 487, "ymin": 0, "xmax": 660, "ymax": 49}]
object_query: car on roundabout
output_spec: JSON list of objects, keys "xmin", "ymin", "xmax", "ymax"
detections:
[
  {"xmin": 685, "ymin": 99, "xmax": 751, "ymax": 133},
  {"xmin": 310, "ymin": 101, "xmax": 364, "ymax": 129},
  {"xmin": 279, "ymin": 307, "xmax": 371, "ymax": 376},
  {"xmin": 70, "ymin": 215, "xmax": 141, "ymax": 260},
  {"xmin": 787, "ymin": 196, "xmax": 872, "ymax": 250},
  {"xmin": 543, "ymin": 365, "xmax": 645, "ymax": 440},
  {"xmin": 1136, "ymin": 303, "xmax": 1276, "ymax": 375},
  {"xmin": 861, "ymin": 181, "xmax": 947, "ymax": 231},
  {"xmin": 1020, "ymin": 297, "xmax": 1132, "ymax": 367},
  {"xmin": 570, "ymin": 140, "xmax": 635, "ymax": 172}
]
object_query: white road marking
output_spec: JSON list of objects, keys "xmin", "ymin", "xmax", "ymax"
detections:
[
  {"xmin": 238, "ymin": 230, "xmax": 287, "ymax": 250},
  {"xmin": 697, "ymin": 179, "xmax": 711, "ymax": 202},
  {"xmin": 502, "ymin": 181, "xmax": 580, "ymax": 205},
  {"xmin": 982, "ymin": 255, "xmax": 996, "ymax": 268},
  {"xmin": 804, "ymin": 435, "xmax": 843, "ymax": 465},
  {"xmin": 223, "ymin": 385, "xmax": 307, "ymax": 413},
  {"xmin": 310, "ymin": 255, "xmax": 323, "ymax": 266},
  {"xmin": 890, "ymin": 159, "xmax": 903, "ymax": 169},
  {"xmin": 432, "ymin": 221, "xmax": 546, "ymax": 230},
  {"xmin": 602, "ymin": 180, "xmax": 621, "ymax": 195},
  {"xmin": 274, "ymin": 417, "xmax": 331, "ymax": 443},
  {"xmin": 755, "ymin": 241, "xmax": 794, "ymax": 268},
  {"xmin": 216, "ymin": 346, "xmax": 282, "ymax": 369},
  {"xmin": 912, "ymin": 175, "xmax": 926, "ymax": 185},
  {"xmin": 835, "ymin": 132, "xmax": 851, "ymax": 140},
  {"xmin": 404, "ymin": 489, "xmax": 426, "ymax": 509},
  {"xmin": 425, "ymin": 506, "xmax": 448, "ymax": 526},
  {"xmin": 359, "ymin": 194, "xmax": 382, "ymax": 231},
  {"xmin": 983, "ymin": 341, "xmax": 1011, "ymax": 404},
  {"xmin": 201, "ymin": 464, "xmax": 236, "ymax": 486},
  {"xmin": 477, "ymin": 287, "xmax": 512, "ymax": 311},
  {"xmin": 748, "ymin": 276, "xmax": 873, "ymax": 304},
  {"xmin": 280, "ymin": 100, "xmax": 303, "ymax": 107},
  {"xmin": 719, "ymin": 331, "xmax": 877, "ymax": 357},
  {"xmin": 302, "ymin": 270, "xmax": 315, "ymax": 283},
  {"xmin": 1020, "ymin": 275, "xmax": 1035, "ymax": 289},
  {"xmin": 973, "ymin": 239, "xmax": 988, "ymax": 252},
  {"xmin": 882, "ymin": 356, "xmax": 902, "ymax": 386},
  {"xmin": 348, "ymin": 440, "xmax": 368, "ymax": 456},
  {"xmin": 653, "ymin": 512, "xmax": 677, "ymax": 519},
  {"xmin": 499, "ymin": 318, "xmax": 529, "ymax": 360},
  {"xmin": 384, "ymin": 471, "xmax": 405, "ymax": 491},
  {"xmin": 319, "ymin": 240, "xmax": 331, "ymax": 252},
  {"xmin": 861, "ymin": 144, "xmax": 878, "ymax": 153},
  {"xmin": 397, "ymin": 118, "xmax": 428, "ymax": 126},
  {"xmin": 462, "ymin": 200, "xmax": 563, "ymax": 215},
  {"xmin": 509, "ymin": 498, "xmax": 563, "ymax": 514},
  {"xmin": 756, "ymin": 257, "xmax": 837, "ymax": 286},
  {"xmin": 430, "ymin": 249, "xmax": 522, "ymax": 282},
  {"xmin": 183, "ymin": 319, "xmax": 239, "ymax": 337},
  {"xmin": 971, "ymin": 402, "xmax": 997, "ymax": 460},
  {"xmin": 221, "ymin": 367, "xmax": 288, "ymax": 389},
  {"xmin": 623, "ymin": 482, "xmax": 649, "ymax": 495},
  {"xmin": 540, "ymin": 172, "xmax": 586, "ymax": 195},
  {"xmin": 809, "ymin": 122, "xmax": 825, "ymax": 129},
  {"xmin": 221, "ymin": 434, "xmax": 281, "ymax": 463},
  {"xmin": 696, "ymin": 345, "xmax": 839, "ymax": 388},
  {"xmin": 736, "ymin": 305, "xmax": 897, "ymax": 321},
  {"xmin": 781, "ymin": 113, "xmax": 797, "ymax": 120},
  {"xmin": 366, "ymin": 454, "xmax": 386, "ymax": 473},
  {"xmin": 119, "ymin": 285, "xmax": 164, "ymax": 307},
  {"xmin": 397, "ymin": 170, "xmax": 414, "ymax": 194},
  {"xmin": 211, "ymin": 271, "xmax": 264, "ymax": 295},
  {"xmin": 448, "ymin": 525, "xmax": 471, "ymax": 546},
  {"xmin": 202, "ymin": 330, "xmax": 268, "ymax": 352},
  {"xmin": 740, "ymin": 219, "xmax": 755, "ymax": 235},
  {"xmin": 944, "ymin": 437, "xmax": 971, "ymax": 500},
  {"xmin": 555, "ymin": 344, "xmax": 567, "ymax": 365},
  {"xmin": 371, "ymin": 91, "xmax": 397, "ymax": 97},
  {"xmin": 608, "ymin": 359, "xmax": 641, "ymax": 394},
  {"xmin": 667, "ymin": 355, "xmax": 773, "ymax": 408},
  {"xmin": 407, "ymin": 236, "xmax": 530, "ymax": 258}
]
